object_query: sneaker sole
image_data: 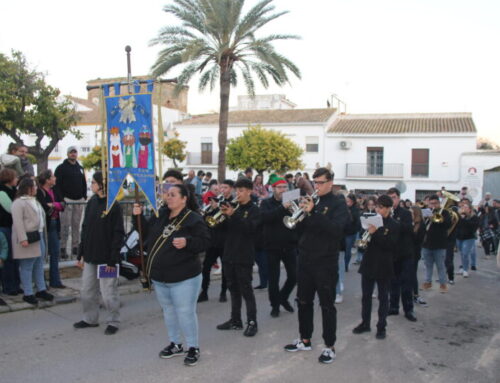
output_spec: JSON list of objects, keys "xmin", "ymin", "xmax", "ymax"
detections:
[
  {"xmin": 184, "ymin": 360, "xmax": 198, "ymax": 366},
  {"xmin": 319, "ymin": 358, "xmax": 334, "ymax": 364},
  {"xmin": 159, "ymin": 353, "xmax": 184, "ymax": 359},
  {"xmin": 285, "ymin": 347, "xmax": 312, "ymax": 352}
]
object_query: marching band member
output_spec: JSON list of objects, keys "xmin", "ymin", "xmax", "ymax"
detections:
[
  {"xmin": 456, "ymin": 199, "xmax": 479, "ymax": 278},
  {"xmin": 216, "ymin": 178, "xmax": 261, "ymax": 337},
  {"xmin": 198, "ymin": 180, "xmax": 234, "ymax": 302},
  {"xmin": 284, "ymin": 168, "xmax": 348, "ymax": 364},
  {"xmin": 387, "ymin": 187, "xmax": 417, "ymax": 322},
  {"xmin": 260, "ymin": 177, "xmax": 297, "ymax": 317},
  {"xmin": 421, "ymin": 194, "xmax": 451, "ymax": 293},
  {"xmin": 352, "ymin": 195, "xmax": 400, "ymax": 339},
  {"xmin": 133, "ymin": 184, "xmax": 210, "ymax": 366}
]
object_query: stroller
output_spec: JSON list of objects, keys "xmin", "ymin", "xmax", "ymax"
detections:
[{"xmin": 119, "ymin": 230, "xmax": 147, "ymax": 280}]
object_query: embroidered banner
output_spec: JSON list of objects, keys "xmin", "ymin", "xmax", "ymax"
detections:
[{"xmin": 104, "ymin": 82, "xmax": 157, "ymax": 214}]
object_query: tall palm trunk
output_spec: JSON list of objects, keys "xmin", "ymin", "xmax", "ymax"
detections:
[{"xmin": 218, "ymin": 65, "xmax": 231, "ymax": 181}]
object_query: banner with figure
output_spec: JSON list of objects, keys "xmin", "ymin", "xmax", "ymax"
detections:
[{"xmin": 104, "ymin": 81, "xmax": 157, "ymax": 214}]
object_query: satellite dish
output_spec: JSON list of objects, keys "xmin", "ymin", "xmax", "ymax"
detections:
[{"xmin": 395, "ymin": 181, "xmax": 407, "ymax": 193}]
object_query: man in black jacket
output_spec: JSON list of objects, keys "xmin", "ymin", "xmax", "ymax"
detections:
[
  {"xmin": 387, "ymin": 187, "xmax": 417, "ymax": 322},
  {"xmin": 284, "ymin": 168, "xmax": 349, "ymax": 365},
  {"xmin": 353, "ymin": 195, "xmax": 400, "ymax": 340},
  {"xmin": 198, "ymin": 179, "xmax": 233, "ymax": 303},
  {"xmin": 55, "ymin": 146, "xmax": 87, "ymax": 259},
  {"xmin": 216, "ymin": 178, "xmax": 260, "ymax": 337},
  {"xmin": 260, "ymin": 177, "xmax": 297, "ymax": 318}
]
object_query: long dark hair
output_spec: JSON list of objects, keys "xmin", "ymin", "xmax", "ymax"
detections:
[
  {"xmin": 171, "ymin": 184, "xmax": 199, "ymax": 212},
  {"xmin": 16, "ymin": 177, "xmax": 35, "ymax": 198}
]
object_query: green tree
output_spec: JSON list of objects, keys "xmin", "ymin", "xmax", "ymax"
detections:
[
  {"xmin": 81, "ymin": 146, "xmax": 104, "ymax": 170},
  {"xmin": 226, "ymin": 125, "xmax": 303, "ymax": 174},
  {"xmin": 150, "ymin": 0, "xmax": 301, "ymax": 180},
  {"xmin": 477, "ymin": 137, "xmax": 500, "ymax": 150},
  {"xmin": 162, "ymin": 130, "xmax": 187, "ymax": 168},
  {"xmin": 0, "ymin": 51, "xmax": 80, "ymax": 173}
]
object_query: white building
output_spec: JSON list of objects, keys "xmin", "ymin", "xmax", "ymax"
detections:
[
  {"xmin": 231, "ymin": 94, "xmax": 297, "ymax": 111},
  {"xmin": 174, "ymin": 109, "xmax": 499, "ymax": 204}
]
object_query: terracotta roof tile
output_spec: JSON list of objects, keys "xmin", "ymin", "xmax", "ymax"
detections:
[
  {"xmin": 327, "ymin": 113, "xmax": 477, "ymax": 134},
  {"xmin": 176, "ymin": 108, "xmax": 335, "ymax": 126}
]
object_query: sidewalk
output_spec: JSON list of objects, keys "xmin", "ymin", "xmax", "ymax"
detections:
[{"xmin": 0, "ymin": 263, "xmax": 225, "ymax": 314}]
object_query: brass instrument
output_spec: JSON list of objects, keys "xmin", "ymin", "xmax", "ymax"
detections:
[
  {"xmin": 283, "ymin": 191, "xmax": 319, "ymax": 229},
  {"xmin": 426, "ymin": 190, "xmax": 460, "ymax": 234},
  {"xmin": 205, "ymin": 197, "xmax": 238, "ymax": 228},
  {"xmin": 355, "ymin": 230, "xmax": 371, "ymax": 250},
  {"xmin": 201, "ymin": 194, "xmax": 223, "ymax": 217}
]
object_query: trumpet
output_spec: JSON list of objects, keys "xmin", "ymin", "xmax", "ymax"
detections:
[
  {"xmin": 201, "ymin": 195, "xmax": 223, "ymax": 217},
  {"xmin": 355, "ymin": 230, "xmax": 372, "ymax": 250},
  {"xmin": 205, "ymin": 197, "xmax": 239, "ymax": 228},
  {"xmin": 283, "ymin": 191, "xmax": 319, "ymax": 229}
]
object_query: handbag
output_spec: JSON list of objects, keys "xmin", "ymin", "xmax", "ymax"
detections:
[{"xmin": 26, "ymin": 231, "xmax": 41, "ymax": 244}]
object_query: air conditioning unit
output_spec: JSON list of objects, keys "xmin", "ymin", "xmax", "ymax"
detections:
[{"xmin": 339, "ymin": 140, "xmax": 352, "ymax": 150}]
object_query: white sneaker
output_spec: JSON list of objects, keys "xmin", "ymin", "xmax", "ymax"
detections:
[
  {"xmin": 456, "ymin": 267, "xmax": 464, "ymax": 275},
  {"xmin": 463, "ymin": 271, "xmax": 469, "ymax": 278},
  {"xmin": 335, "ymin": 294, "xmax": 343, "ymax": 304},
  {"xmin": 318, "ymin": 348, "xmax": 336, "ymax": 364},
  {"xmin": 284, "ymin": 339, "xmax": 312, "ymax": 352},
  {"xmin": 372, "ymin": 293, "xmax": 377, "ymax": 299}
]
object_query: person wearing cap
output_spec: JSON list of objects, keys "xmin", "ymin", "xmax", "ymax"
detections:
[
  {"xmin": 352, "ymin": 195, "xmax": 400, "ymax": 340},
  {"xmin": 260, "ymin": 177, "xmax": 297, "ymax": 317},
  {"xmin": 54, "ymin": 146, "xmax": 87, "ymax": 259}
]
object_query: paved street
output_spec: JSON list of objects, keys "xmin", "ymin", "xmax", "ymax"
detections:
[{"xmin": 1, "ymin": 251, "xmax": 499, "ymax": 383}]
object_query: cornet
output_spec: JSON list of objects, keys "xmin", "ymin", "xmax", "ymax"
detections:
[
  {"xmin": 283, "ymin": 191, "xmax": 319, "ymax": 229},
  {"xmin": 355, "ymin": 230, "xmax": 372, "ymax": 250},
  {"xmin": 205, "ymin": 197, "xmax": 239, "ymax": 228}
]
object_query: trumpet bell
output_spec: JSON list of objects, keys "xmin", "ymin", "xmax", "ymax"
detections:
[
  {"xmin": 205, "ymin": 215, "xmax": 219, "ymax": 228},
  {"xmin": 283, "ymin": 216, "xmax": 297, "ymax": 229}
]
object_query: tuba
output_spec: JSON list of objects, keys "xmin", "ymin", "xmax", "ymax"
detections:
[{"xmin": 283, "ymin": 191, "xmax": 319, "ymax": 229}]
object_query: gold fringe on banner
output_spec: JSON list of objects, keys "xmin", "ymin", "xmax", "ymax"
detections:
[{"xmin": 157, "ymin": 83, "xmax": 164, "ymax": 182}]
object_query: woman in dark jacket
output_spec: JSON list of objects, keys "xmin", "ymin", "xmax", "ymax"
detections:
[
  {"xmin": 133, "ymin": 183, "xmax": 210, "ymax": 366},
  {"xmin": 344, "ymin": 194, "xmax": 361, "ymax": 271},
  {"xmin": 36, "ymin": 170, "xmax": 65, "ymax": 288},
  {"xmin": 0, "ymin": 168, "xmax": 21, "ymax": 297},
  {"xmin": 74, "ymin": 172, "xmax": 124, "ymax": 335},
  {"xmin": 456, "ymin": 200, "xmax": 479, "ymax": 277}
]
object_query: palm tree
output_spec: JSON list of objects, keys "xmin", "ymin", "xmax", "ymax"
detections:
[{"xmin": 150, "ymin": 0, "xmax": 301, "ymax": 180}]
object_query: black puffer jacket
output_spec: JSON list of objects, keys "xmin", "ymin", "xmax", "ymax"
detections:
[
  {"xmin": 78, "ymin": 195, "xmax": 124, "ymax": 266},
  {"xmin": 456, "ymin": 214, "xmax": 479, "ymax": 240}
]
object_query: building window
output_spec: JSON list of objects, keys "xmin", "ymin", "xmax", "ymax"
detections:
[
  {"xmin": 305, "ymin": 136, "xmax": 319, "ymax": 152},
  {"xmin": 412, "ymin": 149, "xmax": 429, "ymax": 177},
  {"xmin": 81, "ymin": 147, "xmax": 90, "ymax": 153},
  {"xmin": 201, "ymin": 142, "xmax": 213, "ymax": 164},
  {"xmin": 367, "ymin": 147, "xmax": 383, "ymax": 175}
]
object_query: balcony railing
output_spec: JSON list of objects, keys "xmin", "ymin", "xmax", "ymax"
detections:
[
  {"xmin": 346, "ymin": 163, "xmax": 404, "ymax": 178},
  {"xmin": 186, "ymin": 152, "xmax": 219, "ymax": 166}
]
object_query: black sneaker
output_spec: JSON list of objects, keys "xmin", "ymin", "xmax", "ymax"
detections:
[
  {"xmin": 352, "ymin": 323, "xmax": 371, "ymax": 334},
  {"xmin": 216, "ymin": 319, "xmax": 243, "ymax": 330},
  {"xmin": 376, "ymin": 329, "xmax": 386, "ymax": 340},
  {"xmin": 219, "ymin": 293, "xmax": 227, "ymax": 302},
  {"xmin": 35, "ymin": 290, "xmax": 54, "ymax": 301},
  {"xmin": 387, "ymin": 308, "xmax": 399, "ymax": 316},
  {"xmin": 243, "ymin": 321, "xmax": 258, "ymax": 337},
  {"xmin": 73, "ymin": 320, "xmax": 99, "ymax": 329},
  {"xmin": 284, "ymin": 339, "xmax": 312, "ymax": 352},
  {"xmin": 280, "ymin": 300, "xmax": 294, "ymax": 313},
  {"xmin": 471, "ymin": 266, "xmax": 477, "ymax": 271},
  {"xmin": 197, "ymin": 291, "xmax": 208, "ymax": 303},
  {"xmin": 23, "ymin": 295, "xmax": 38, "ymax": 305},
  {"xmin": 159, "ymin": 342, "xmax": 184, "ymax": 359},
  {"xmin": 104, "ymin": 325, "xmax": 119, "ymax": 335},
  {"xmin": 270, "ymin": 307, "xmax": 280, "ymax": 317},
  {"xmin": 72, "ymin": 247, "xmax": 78, "ymax": 256},
  {"xmin": 60, "ymin": 248, "xmax": 68, "ymax": 260},
  {"xmin": 318, "ymin": 348, "xmax": 336, "ymax": 364},
  {"xmin": 184, "ymin": 347, "xmax": 200, "ymax": 366}
]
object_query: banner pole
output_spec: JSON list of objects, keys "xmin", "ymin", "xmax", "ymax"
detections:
[{"xmin": 125, "ymin": 45, "xmax": 148, "ymax": 291}]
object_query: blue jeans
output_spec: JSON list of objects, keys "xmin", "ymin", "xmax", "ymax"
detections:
[
  {"xmin": 153, "ymin": 274, "xmax": 202, "ymax": 348},
  {"xmin": 344, "ymin": 233, "xmax": 358, "ymax": 271},
  {"xmin": 336, "ymin": 252, "xmax": 345, "ymax": 295},
  {"xmin": 47, "ymin": 219, "xmax": 62, "ymax": 286},
  {"xmin": 18, "ymin": 235, "xmax": 46, "ymax": 296},
  {"xmin": 0, "ymin": 226, "xmax": 21, "ymax": 294},
  {"xmin": 422, "ymin": 248, "xmax": 446, "ymax": 285},
  {"xmin": 457, "ymin": 239, "xmax": 475, "ymax": 272}
]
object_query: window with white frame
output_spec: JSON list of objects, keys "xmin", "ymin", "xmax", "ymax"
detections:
[
  {"xmin": 81, "ymin": 146, "xmax": 91, "ymax": 153},
  {"xmin": 305, "ymin": 136, "xmax": 319, "ymax": 153}
]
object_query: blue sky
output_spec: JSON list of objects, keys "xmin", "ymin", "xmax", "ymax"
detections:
[{"xmin": 1, "ymin": 0, "xmax": 499, "ymax": 142}]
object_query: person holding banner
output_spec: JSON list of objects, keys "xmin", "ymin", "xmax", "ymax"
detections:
[
  {"xmin": 133, "ymin": 183, "xmax": 210, "ymax": 367},
  {"xmin": 74, "ymin": 172, "xmax": 124, "ymax": 336}
]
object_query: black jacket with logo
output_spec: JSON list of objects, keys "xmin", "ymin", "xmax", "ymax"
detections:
[
  {"xmin": 296, "ymin": 192, "xmax": 349, "ymax": 267},
  {"xmin": 260, "ymin": 196, "xmax": 297, "ymax": 250},
  {"xmin": 221, "ymin": 201, "xmax": 260, "ymax": 265},
  {"xmin": 359, "ymin": 216, "xmax": 400, "ymax": 280}
]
